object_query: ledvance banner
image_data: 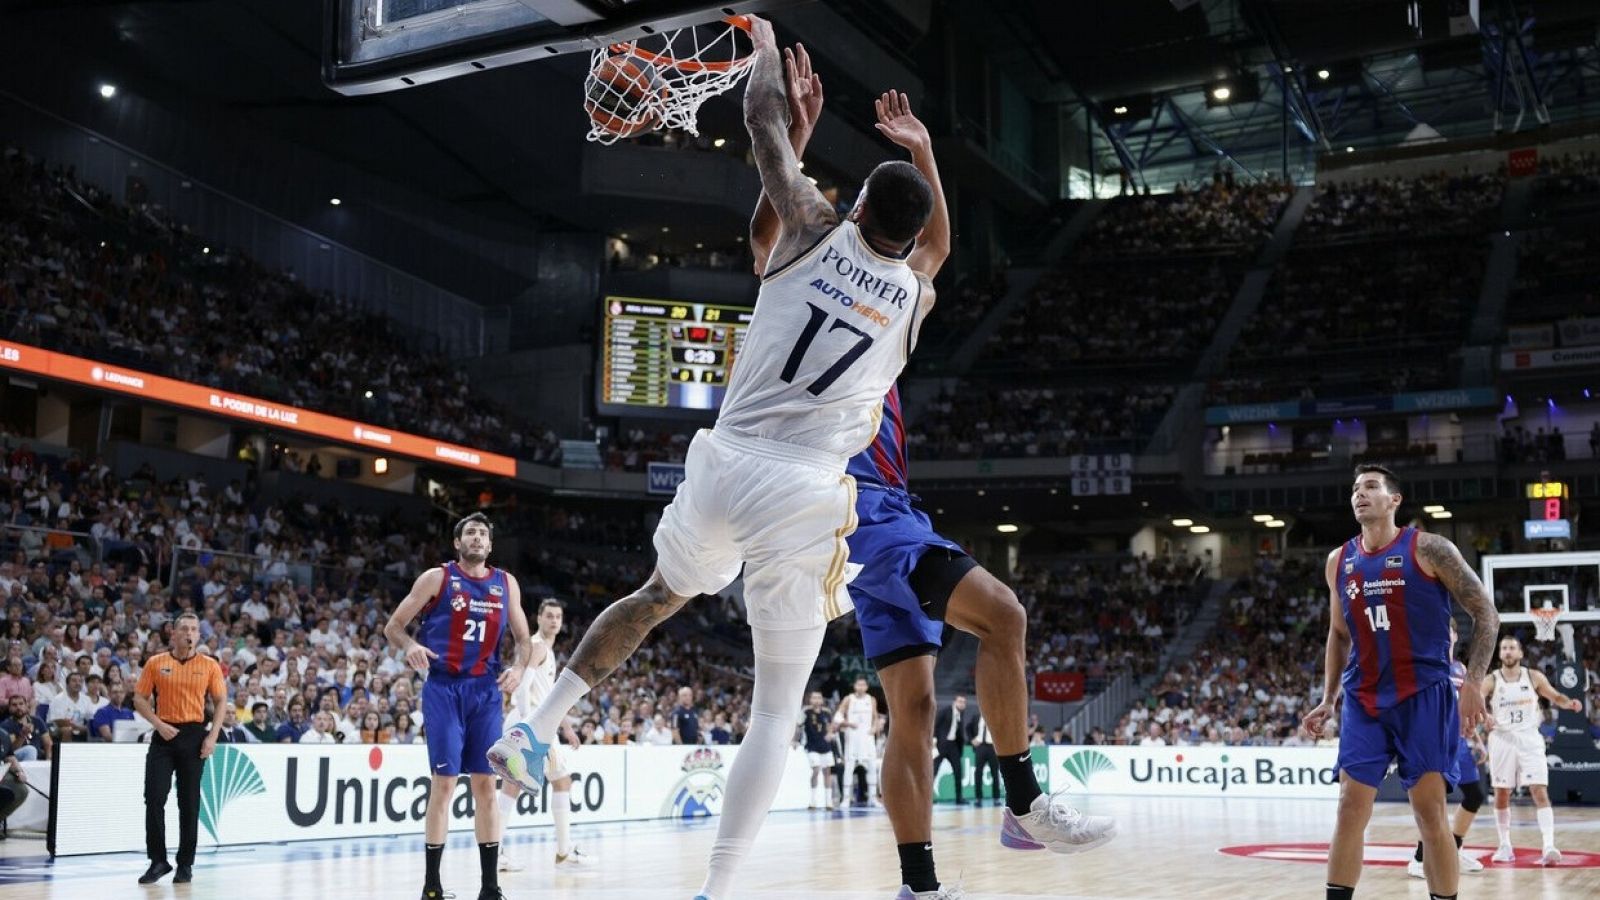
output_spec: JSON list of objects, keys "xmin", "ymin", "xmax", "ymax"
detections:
[
  {"xmin": 51, "ymin": 743, "xmax": 812, "ymax": 856},
  {"xmin": 1047, "ymin": 745, "xmax": 1339, "ymax": 799}
]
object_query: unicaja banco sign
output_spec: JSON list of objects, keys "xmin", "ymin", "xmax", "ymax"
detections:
[{"xmin": 1051, "ymin": 746, "xmax": 1339, "ymax": 799}]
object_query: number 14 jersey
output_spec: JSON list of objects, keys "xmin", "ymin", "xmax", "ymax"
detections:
[
  {"xmin": 1337, "ymin": 526, "xmax": 1453, "ymax": 716},
  {"xmin": 718, "ymin": 220, "xmax": 925, "ymax": 459}
]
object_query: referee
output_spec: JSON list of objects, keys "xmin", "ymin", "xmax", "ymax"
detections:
[{"xmin": 132, "ymin": 612, "xmax": 227, "ymax": 885}]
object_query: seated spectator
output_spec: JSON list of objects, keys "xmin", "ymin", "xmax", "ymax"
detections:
[
  {"xmin": 390, "ymin": 712, "xmax": 420, "ymax": 745},
  {"xmin": 299, "ymin": 710, "xmax": 339, "ymax": 744},
  {"xmin": 91, "ymin": 682, "xmax": 136, "ymax": 741}
]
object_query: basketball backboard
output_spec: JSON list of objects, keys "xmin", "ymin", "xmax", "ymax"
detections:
[
  {"xmin": 323, "ymin": 0, "xmax": 805, "ymax": 96},
  {"xmin": 1480, "ymin": 551, "xmax": 1600, "ymax": 624}
]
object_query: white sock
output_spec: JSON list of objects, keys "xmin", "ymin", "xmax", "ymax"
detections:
[
  {"xmin": 526, "ymin": 669, "xmax": 590, "ymax": 742},
  {"xmin": 1495, "ymin": 807, "xmax": 1511, "ymax": 846},
  {"xmin": 698, "ymin": 625, "xmax": 824, "ymax": 900},
  {"xmin": 496, "ymin": 792, "xmax": 514, "ymax": 844},
  {"xmin": 553, "ymin": 790, "xmax": 573, "ymax": 856},
  {"xmin": 1536, "ymin": 806, "xmax": 1555, "ymax": 848}
]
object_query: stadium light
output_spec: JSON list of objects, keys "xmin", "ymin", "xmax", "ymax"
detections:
[
  {"xmin": 1265, "ymin": 520, "xmax": 1286, "ymax": 528},
  {"xmin": 1423, "ymin": 505, "xmax": 1445, "ymax": 513},
  {"xmin": 202, "ymin": 247, "xmax": 210, "ymax": 254},
  {"xmin": 1112, "ymin": 105, "xmax": 1128, "ymax": 115},
  {"xmin": 99, "ymin": 83, "xmax": 117, "ymax": 99},
  {"xmin": 363, "ymin": 389, "xmax": 374, "ymax": 399},
  {"xmin": 329, "ymin": 197, "xmax": 342, "ymax": 206},
  {"xmin": 1188, "ymin": 525, "xmax": 1211, "ymax": 534},
  {"xmin": 713, "ymin": 138, "xmax": 727, "ymax": 148},
  {"xmin": 373, "ymin": 457, "xmax": 389, "ymax": 475},
  {"xmin": 1431, "ymin": 511, "xmax": 1453, "ymax": 519},
  {"xmin": 997, "ymin": 524, "xmax": 1019, "ymax": 534},
  {"xmin": 1171, "ymin": 518, "xmax": 1194, "ymax": 527},
  {"xmin": 1211, "ymin": 86, "xmax": 1231, "ymax": 101},
  {"xmin": 1252, "ymin": 514, "xmax": 1274, "ymax": 523},
  {"xmin": 1316, "ymin": 68, "xmax": 1331, "ymax": 80}
]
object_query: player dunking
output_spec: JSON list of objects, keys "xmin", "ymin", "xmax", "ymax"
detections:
[
  {"xmin": 384, "ymin": 513, "xmax": 531, "ymax": 900},
  {"xmin": 1302, "ymin": 465, "xmax": 1497, "ymax": 900},
  {"xmin": 837, "ymin": 677, "xmax": 882, "ymax": 805},
  {"xmin": 1483, "ymin": 633, "xmax": 1583, "ymax": 864},
  {"xmin": 1409, "ymin": 618, "xmax": 1488, "ymax": 879},
  {"xmin": 749, "ymin": 47, "xmax": 1115, "ymax": 900},
  {"xmin": 496, "ymin": 599, "xmax": 594, "ymax": 872},
  {"xmin": 800, "ymin": 690, "xmax": 837, "ymax": 810},
  {"xmin": 489, "ymin": 16, "xmax": 939, "ymax": 900}
]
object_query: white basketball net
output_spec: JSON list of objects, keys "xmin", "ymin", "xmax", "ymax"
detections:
[
  {"xmin": 1531, "ymin": 606, "xmax": 1562, "ymax": 642},
  {"xmin": 584, "ymin": 18, "xmax": 756, "ymax": 145}
]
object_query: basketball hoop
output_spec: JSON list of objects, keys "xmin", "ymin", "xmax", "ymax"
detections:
[
  {"xmin": 1531, "ymin": 605, "xmax": 1562, "ymax": 643},
  {"xmin": 583, "ymin": 16, "xmax": 755, "ymax": 144}
]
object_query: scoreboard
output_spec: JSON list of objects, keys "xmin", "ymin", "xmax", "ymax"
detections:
[{"xmin": 598, "ymin": 296, "xmax": 753, "ymax": 416}]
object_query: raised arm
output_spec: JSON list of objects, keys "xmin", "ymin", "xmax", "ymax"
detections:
[
  {"xmin": 873, "ymin": 90, "xmax": 949, "ymax": 280},
  {"xmin": 751, "ymin": 43, "xmax": 823, "ymax": 276},
  {"xmin": 743, "ymin": 17, "xmax": 836, "ymax": 269},
  {"xmin": 1302, "ymin": 549, "xmax": 1349, "ymax": 738},
  {"xmin": 1415, "ymin": 532, "xmax": 1498, "ymax": 732}
]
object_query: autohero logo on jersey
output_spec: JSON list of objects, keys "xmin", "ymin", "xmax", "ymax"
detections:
[{"xmin": 806, "ymin": 246, "xmax": 909, "ymax": 327}]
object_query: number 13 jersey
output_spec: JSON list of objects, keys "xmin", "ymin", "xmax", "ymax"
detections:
[
  {"xmin": 1337, "ymin": 526, "xmax": 1453, "ymax": 716},
  {"xmin": 719, "ymin": 221, "xmax": 925, "ymax": 459}
]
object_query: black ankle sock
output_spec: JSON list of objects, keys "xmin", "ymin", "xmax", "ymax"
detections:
[
  {"xmin": 479, "ymin": 842, "xmax": 499, "ymax": 891},
  {"xmin": 1454, "ymin": 833, "xmax": 1463, "ymax": 849},
  {"xmin": 897, "ymin": 841, "xmax": 938, "ymax": 893},
  {"xmin": 1414, "ymin": 840, "xmax": 1424, "ymax": 862},
  {"xmin": 1326, "ymin": 885, "xmax": 1354, "ymax": 900},
  {"xmin": 1428, "ymin": 894, "xmax": 1457, "ymax": 900},
  {"xmin": 998, "ymin": 751, "xmax": 1042, "ymax": 816},
  {"xmin": 424, "ymin": 843, "xmax": 445, "ymax": 892}
]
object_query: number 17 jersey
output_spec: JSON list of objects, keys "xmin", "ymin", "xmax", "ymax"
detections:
[
  {"xmin": 1337, "ymin": 527, "xmax": 1453, "ymax": 716},
  {"xmin": 718, "ymin": 220, "xmax": 925, "ymax": 459}
]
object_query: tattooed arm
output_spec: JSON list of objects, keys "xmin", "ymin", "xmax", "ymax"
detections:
[
  {"xmin": 562, "ymin": 571, "xmax": 692, "ymax": 687},
  {"xmin": 744, "ymin": 16, "xmax": 836, "ymax": 272},
  {"xmin": 1416, "ymin": 532, "xmax": 1498, "ymax": 732}
]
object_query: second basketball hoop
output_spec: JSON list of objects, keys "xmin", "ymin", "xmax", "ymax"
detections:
[{"xmin": 583, "ymin": 16, "xmax": 756, "ymax": 144}]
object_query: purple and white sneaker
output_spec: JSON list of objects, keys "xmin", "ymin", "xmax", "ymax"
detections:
[{"xmin": 1000, "ymin": 790, "xmax": 1117, "ymax": 854}]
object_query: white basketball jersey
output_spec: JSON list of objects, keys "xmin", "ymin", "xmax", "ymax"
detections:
[
  {"xmin": 513, "ymin": 635, "xmax": 558, "ymax": 718},
  {"xmin": 718, "ymin": 221, "xmax": 925, "ymax": 458},
  {"xmin": 843, "ymin": 694, "xmax": 875, "ymax": 752},
  {"xmin": 1491, "ymin": 668, "xmax": 1540, "ymax": 734}
]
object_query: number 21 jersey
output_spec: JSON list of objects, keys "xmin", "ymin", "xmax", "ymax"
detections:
[
  {"xmin": 1337, "ymin": 527, "xmax": 1453, "ymax": 716},
  {"xmin": 718, "ymin": 220, "xmax": 925, "ymax": 458},
  {"xmin": 416, "ymin": 560, "xmax": 509, "ymax": 678}
]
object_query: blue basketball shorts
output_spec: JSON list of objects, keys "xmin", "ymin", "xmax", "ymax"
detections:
[
  {"xmin": 846, "ymin": 486, "xmax": 975, "ymax": 667},
  {"xmin": 1337, "ymin": 677, "xmax": 1460, "ymax": 791},
  {"xmin": 422, "ymin": 671, "xmax": 503, "ymax": 776},
  {"xmin": 1455, "ymin": 735, "xmax": 1479, "ymax": 786}
]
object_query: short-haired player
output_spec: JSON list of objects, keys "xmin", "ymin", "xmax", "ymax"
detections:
[
  {"xmin": 1483, "ymin": 633, "xmax": 1582, "ymax": 865},
  {"xmin": 1302, "ymin": 465, "xmax": 1498, "ymax": 900},
  {"xmin": 496, "ymin": 599, "xmax": 593, "ymax": 871},
  {"xmin": 799, "ymin": 690, "xmax": 837, "ymax": 810},
  {"xmin": 836, "ymin": 677, "xmax": 881, "ymax": 806}
]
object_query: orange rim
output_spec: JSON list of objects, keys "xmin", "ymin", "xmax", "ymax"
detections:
[{"xmin": 605, "ymin": 15, "xmax": 752, "ymax": 74}]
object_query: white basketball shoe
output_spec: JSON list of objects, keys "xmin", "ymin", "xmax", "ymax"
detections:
[
  {"xmin": 1406, "ymin": 850, "xmax": 1482, "ymax": 880},
  {"xmin": 893, "ymin": 884, "xmax": 967, "ymax": 899},
  {"xmin": 1540, "ymin": 846, "xmax": 1562, "ymax": 866},
  {"xmin": 1000, "ymin": 790, "xmax": 1117, "ymax": 853},
  {"xmin": 1491, "ymin": 843, "xmax": 1515, "ymax": 863},
  {"xmin": 555, "ymin": 846, "xmax": 597, "ymax": 868}
]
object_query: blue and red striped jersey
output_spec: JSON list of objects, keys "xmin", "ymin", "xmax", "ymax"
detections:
[
  {"xmin": 416, "ymin": 561, "xmax": 509, "ymax": 678},
  {"xmin": 1337, "ymin": 527, "xmax": 1454, "ymax": 716},
  {"xmin": 845, "ymin": 384, "xmax": 909, "ymax": 491}
]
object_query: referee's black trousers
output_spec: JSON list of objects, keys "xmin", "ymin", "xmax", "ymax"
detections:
[{"xmin": 146, "ymin": 723, "xmax": 206, "ymax": 865}]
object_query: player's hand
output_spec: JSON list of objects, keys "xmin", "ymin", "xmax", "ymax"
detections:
[
  {"xmin": 874, "ymin": 90, "xmax": 930, "ymax": 154},
  {"xmin": 155, "ymin": 721, "xmax": 179, "ymax": 742},
  {"xmin": 1563, "ymin": 696, "xmax": 1584, "ymax": 713},
  {"xmin": 784, "ymin": 44, "xmax": 823, "ymax": 144},
  {"xmin": 498, "ymin": 664, "xmax": 527, "ymax": 694},
  {"xmin": 747, "ymin": 15, "xmax": 776, "ymax": 52},
  {"xmin": 1300, "ymin": 701, "xmax": 1334, "ymax": 738},
  {"xmin": 200, "ymin": 735, "xmax": 217, "ymax": 760},
  {"xmin": 405, "ymin": 642, "xmax": 438, "ymax": 673},
  {"xmin": 1458, "ymin": 681, "xmax": 1488, "ymax": 736}
]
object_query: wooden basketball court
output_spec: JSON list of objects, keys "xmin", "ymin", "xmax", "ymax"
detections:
[{"xmin": 4, "ymin": 796, "xmax": 1598, "ymax": 898}]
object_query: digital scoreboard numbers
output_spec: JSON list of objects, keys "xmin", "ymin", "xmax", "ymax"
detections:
[
  {"xmin": 599, "ymin": 297, "xmax": 753, "ymax": 416},
  {"xmin": 1070, "ymin": 453, "xmax": 1132, "ymax": 496}
]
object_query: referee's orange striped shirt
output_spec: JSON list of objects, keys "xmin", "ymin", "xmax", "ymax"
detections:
[{"xmin": 135, "ymin": 652, "xmax": 226, "ymax": 724}]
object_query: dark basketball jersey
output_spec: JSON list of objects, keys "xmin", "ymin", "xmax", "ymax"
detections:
[
  {"xmin": 803, "ymin": 707, "xmax": 833, "ymax": 753},
  {"xmin": 845, "ymin": 384, "xmax": 909, "ymax": 491},
  {"xmin": 416, "ymin": 561, "xmax": 509, "ymax": 678},
  {"xmin": 1337, "ymin": 527, "xmax": 1453, "ymax": 716}
]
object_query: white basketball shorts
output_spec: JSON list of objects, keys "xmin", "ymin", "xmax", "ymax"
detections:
[
  {"xmin": 653, "ymin": 428, "xmax": 860, "ymax": 631},
  {"xmin": 1487, "ymin": 729, "xmax": 1548, "ymax": 788},
  {"xmin": 806, "ymin": 750, "xmax": 836, "ymax": 769}
]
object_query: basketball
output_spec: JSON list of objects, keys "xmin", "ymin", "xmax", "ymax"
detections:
[{"xmin": 585, "ymin": 53, "xmax": 665, "ymax": 138}]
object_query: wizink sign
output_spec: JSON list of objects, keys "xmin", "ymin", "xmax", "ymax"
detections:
[{"xmin": 1050, "ymin": 746, "xmax": 1340, "ymax": 800}]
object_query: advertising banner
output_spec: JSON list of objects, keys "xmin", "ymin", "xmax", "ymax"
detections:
[
  {"xmin": 1034, "ymin": 672, "xmax": 1085, "ymax": 703},
  {"xmin": 1557, "ymin": 317, "xmax": 1600, "ymax": 348},
  {"xmin": 645, "ymin": 462, "xmax": 686, "ymax": 496},
  {"xmin": 51, "ymin": 743, "xmax": 813, "ymax": 856},
  {"xmin": 931, "ymin": 746, "xmax": 1050, "ymax": 804},
  {"xmin": 1046, "ymin": 745, "xmax": 1340, "ymax": 800},
  {"xmin": 1506, "ymin": 324, "xmax": 1555, "ymax": 349},
  {"xmin": 0, "ymin": 339, "xmax": 515, "ymax": 476},
  {"xmin": 1205, "ymin": 388, "xmax": 1496, "ymax": 426},
  {"xmin": 1502, "ymin": 346, "xmax": 1600, "ymax": 371}
]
